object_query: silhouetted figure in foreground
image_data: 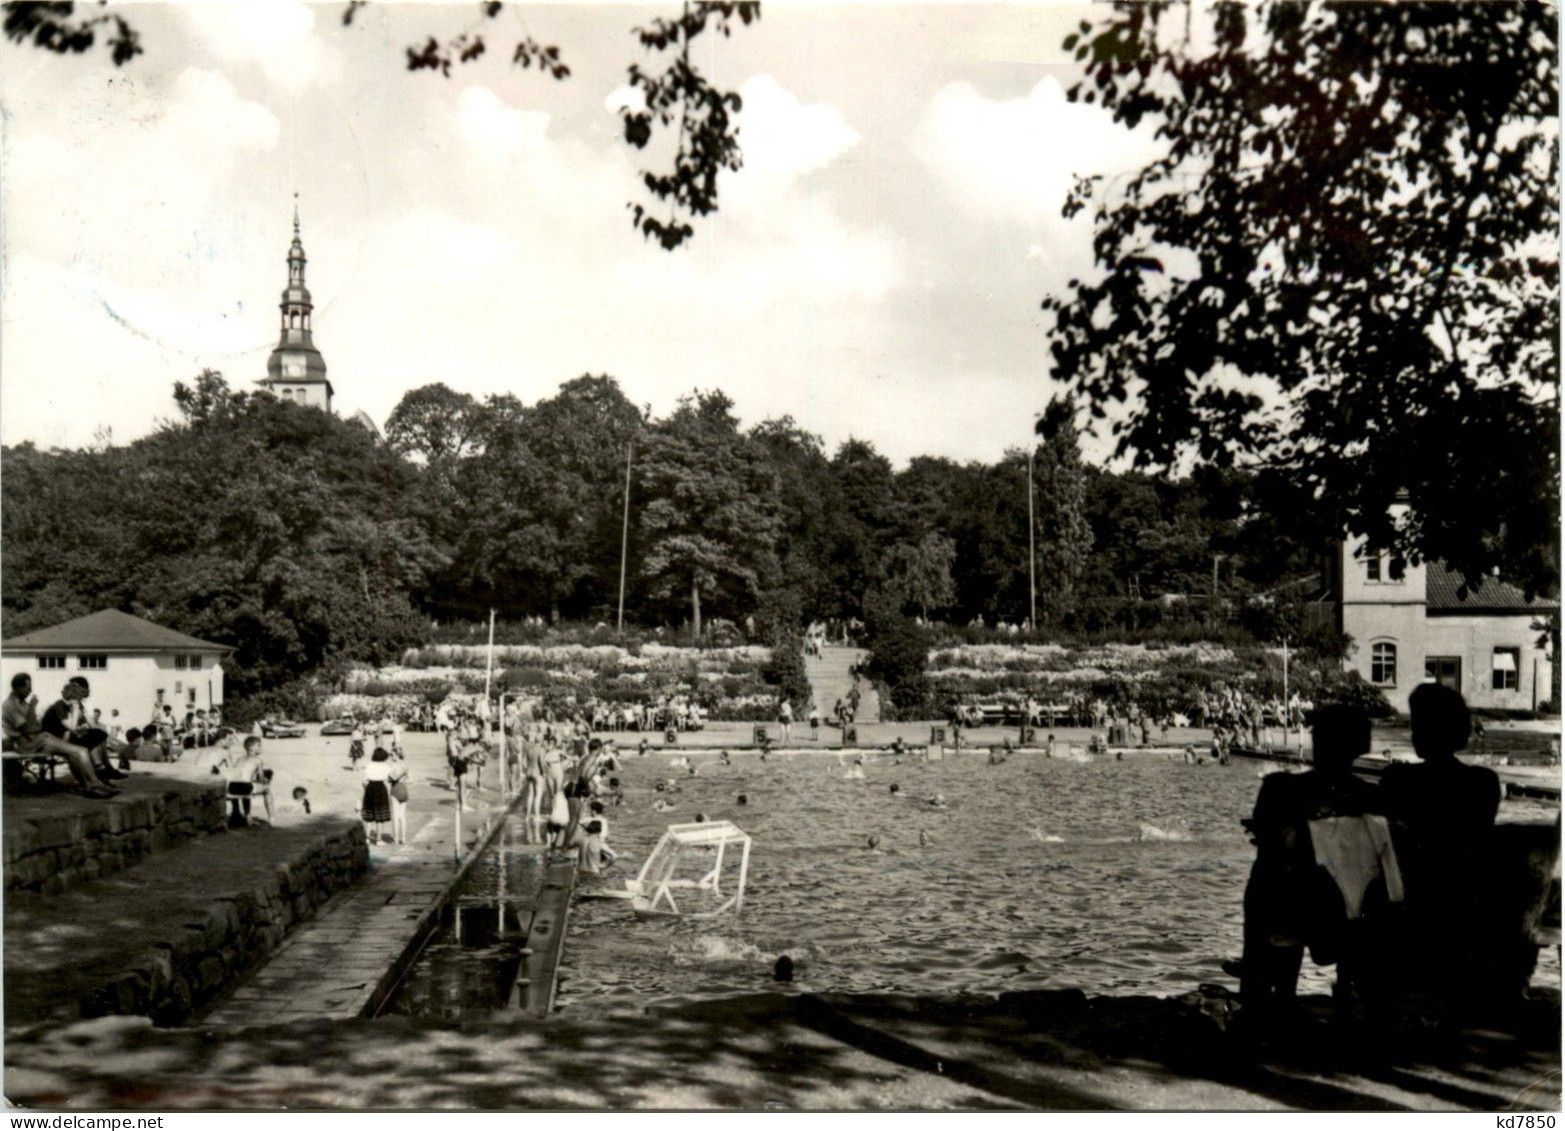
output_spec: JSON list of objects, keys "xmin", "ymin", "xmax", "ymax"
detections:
[
  {"xmin": 1378, "ymin": 683, "xmax": 1500, "ymax": 899},
  {"xmin": 1238, "ymin": 705, "xmax": 1385, "ymax": 1007},
  {"xmin": 1367, "ymin": 683, "xmax": 1502, "ymax": 1013}
]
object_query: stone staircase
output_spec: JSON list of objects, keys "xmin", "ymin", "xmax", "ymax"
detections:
[{"xmin": 804, "ymin": 645, "xmax": 881, "ymax": 724}]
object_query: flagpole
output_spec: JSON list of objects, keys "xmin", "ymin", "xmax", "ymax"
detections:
[
  {"xmin": 618, "ymin": 438, "xmax": 633, "ymax": 633},
  {"xmin": 1027, "ymin": 447, "xmax": 1037, "ymax": 633}
]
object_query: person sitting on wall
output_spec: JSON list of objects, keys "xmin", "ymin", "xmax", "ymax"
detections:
[
  {"xmin": 42, "ymin": 677, "xmax": 126, "ymax": 783},
  {"xmin": 1233, "ymin": 704, "xmax": 1394, "ymax": 1009},
  {"xmin": 3, "ymin": 673, "xmax": 118, "ymax": 798}
]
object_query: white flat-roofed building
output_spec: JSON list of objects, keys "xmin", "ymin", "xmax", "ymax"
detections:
[{"xmin": 1, "ymin": 609, "xmax": 232, "ymax": 721}]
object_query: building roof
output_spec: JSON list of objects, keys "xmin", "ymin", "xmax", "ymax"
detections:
[
  {"xmin": 2, "ymin": 609, "xmax": 232, "ymax": 654},
  {"xmin": 1426, "ymin": 563, "xmax": 1557, "ymax": 615}
]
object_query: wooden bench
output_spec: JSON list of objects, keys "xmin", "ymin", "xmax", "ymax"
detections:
[{"xmin": 1, "ymin": 746, "xmax": 70, "ymax": 789}]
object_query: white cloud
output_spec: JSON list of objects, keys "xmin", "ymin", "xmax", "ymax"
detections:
[
  {"xmin": 455, "ymin": 85, "xmax": 550, "ymax": 157},
  {"xmin": 913, "ymin": 76, "xmax": 1160, "ymax": 226},
  {"xmin": 729, "ymin": 74, "xmax": 861, "ymax": 198},
  {"xmin": 617, "ymin": 74, "xmax": 898, "ymax": 315},
  {"xmin": 182, "ymin": 3, "xmax": 338, "ymax": 92}
]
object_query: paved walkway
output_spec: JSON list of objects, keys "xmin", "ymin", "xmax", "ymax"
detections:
[
  {"xmin": 805, "ymin": 645, "xmax": 881, "ymax": 724},
  {"xmin": 203, "ymin": 786, "xmax": 516, "ymax": 1027},
  {"xmin": 7, "ymin": 987, "xmax": 1558, "ymax": 1111}
]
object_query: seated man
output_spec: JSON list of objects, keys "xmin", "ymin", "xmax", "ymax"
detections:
[
  {"xmin": 216, "ymin": 736, "xmax": 273, "ymax": 827},
  {"xmin": 1237, "ymin": 704, "xmax": 1385, "ymax": 1005},
  {"xmin": 3, "ymin": 673, "xmax": 117, "ymax": 797},
  {"xmin": 42, "ymin": 677, "xmax": 126, "ymax": 783}
]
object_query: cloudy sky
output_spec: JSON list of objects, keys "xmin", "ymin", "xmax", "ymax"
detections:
[{"xmin": 1, "ymin": 2, "xmax": 1161, "ymax": 464}]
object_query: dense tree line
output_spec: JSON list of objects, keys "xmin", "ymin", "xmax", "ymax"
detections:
[{"xmin": 2, "ymin": 370, "xmax": 1344, "ymax": 702}]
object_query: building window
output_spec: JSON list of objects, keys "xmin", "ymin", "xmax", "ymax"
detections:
[
  {"xmin": 1365, "ymin": 555, "xmax": 1382, "ymax": 582},
  {"xmin": 1388, "ymin": 556, "xmax": 1406, "ymax": 582},
  {"xmin": 37, "ymin": 656, "xmax": 65, "ymax": 670},
  {"xmin": 1492, "ymin": 647, "xmax": 1520, "ymax": 692},
  {"xmin": 1425, "ymin": 656, "xmax": 1462, "ymax": 691},
  {"xmin": 78, "ymin": 655, "xmax": 107, "ymax": 670},
  {"xmin": 1370, "ymin": 642, "xmax": 1397, "ymax": 687}
]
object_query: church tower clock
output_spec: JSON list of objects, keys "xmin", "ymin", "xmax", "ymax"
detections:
[{"xmin": 259, "ymin": 197, "xmax": 333, "ymax": 412}]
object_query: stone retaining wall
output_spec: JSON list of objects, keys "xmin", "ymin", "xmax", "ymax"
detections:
[
  {"xmin": 4, "ymin": 784, "xmax": 227, "ymax": 894},
  {"xmin": 80, "ymin": 822, "xmax": 369, "ymax": 1026}
]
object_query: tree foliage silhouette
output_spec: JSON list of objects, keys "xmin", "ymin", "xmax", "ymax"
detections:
[{"xmin": 1045, "ymin": 1, "xmax": 1559, "ymax": 597}]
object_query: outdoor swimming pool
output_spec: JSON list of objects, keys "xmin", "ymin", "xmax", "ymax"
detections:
[
  {"xmin": 387, "ymin": 748, "xmax": 1559, "ymax": 1018},
  {"xmin": 558, "ymin": 750, "xmax": 1294, "ymax": 1007}
]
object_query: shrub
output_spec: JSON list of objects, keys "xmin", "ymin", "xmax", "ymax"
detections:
[
  {"xmin": 225, "ymin": 679, "xmax": 324, "ymax": 729},
  {"xmin": 762, "ymin": 629, "xmax": 810, "ymax": 711},
  {"xmin": 863, "ymin": 592, "xmax": 930, "ymax": 719},
  {"xmin": 502, "ymin": 667, "xmax": 550, "ymax": 689},
  {"xmin": 1315, "ymin": 670, "xmax": 1393, "ymax": 719}
]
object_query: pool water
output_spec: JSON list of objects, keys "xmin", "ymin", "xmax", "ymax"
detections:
[
  {"xmin": 560, "ymin": 750, "xmax": 1289, "ymax": 1007},
  {"xmin": 386, "ymin": 749, "xmax": 1558, "ymax": 1017},
  {"xmin": 381, "ymin": 841, "xmax": 544, "ymax": 1020}
]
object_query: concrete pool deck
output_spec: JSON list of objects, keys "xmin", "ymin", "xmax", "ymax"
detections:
[
  {"xmin": 4, "ymin": 986, "xmax": 1558, "ymax": 1110},
  {"xmin": 2, "ymin": 729, "xmax": 517, "ymax": 1031}
]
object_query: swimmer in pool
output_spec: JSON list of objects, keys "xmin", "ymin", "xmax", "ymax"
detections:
[
  {"xmin": 927, "ymin": 793, "xmax": 948, "ymax": 809},
  {"xmin": 919, "ymin": 830, "xmax": 933, "ymax": 847},
  {"xmin": 720, "ymin": 750, "xmax": 732, "ymax": 766},
  {"xmin": 736, "ymin": 794, "xmax": 748, "ymax": 806},
  {"xmin": 889, "ymin": 783, "xmax": 900, "ymax": 796},
  {"xmin": 866, "ymin": 834, "xmax": 880, "ymax": 850}
]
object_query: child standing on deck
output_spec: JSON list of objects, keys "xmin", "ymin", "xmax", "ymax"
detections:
[
  {"xmin": 362, "ymin": 747, "xmax": 394, "ymax": 845},
  {"xmin": 388, "ymin": 746, "xmax": 410, "ymax": 845}
]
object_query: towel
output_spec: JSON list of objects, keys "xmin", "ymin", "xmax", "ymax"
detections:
[{"xmin": 1308, "ymin": 814, "xmax": 1405, "ymax": 920}]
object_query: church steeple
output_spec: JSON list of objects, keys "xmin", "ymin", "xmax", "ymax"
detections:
[{"xmin": 260, "ymin": 194, "xmax": 333, "ymax": 412}]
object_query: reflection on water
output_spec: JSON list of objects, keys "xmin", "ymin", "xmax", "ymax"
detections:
[
  {"xmin": 560, "ymin": 750, "xmax": 1561, "ymax": 1008},
  {"xmin": 382, "ymin": 831, "xmax": 544, "ymax": 1020}
]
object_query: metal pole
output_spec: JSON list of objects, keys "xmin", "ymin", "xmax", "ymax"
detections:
[
  {"xmin": 1282, "ymin": 637, "xmax": 1290, "ymax": 740},
  {"xmin": 455, "ymin": 775, "xmax": 464, "ymax": 864},
  {"xmin": 499, "ymin": 693, "xmax": 508, "ymax": 806},
  {"xmin": 484, "ymin": 608, "xmax": 496, "ymax": 709},
  {"xmin": 618, "ymin": 438, "xmax": 633, "ymax": 633},
  {"xmin": 1027, "ymin": 447, "xmax": 1037, "ymax": 633}
]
